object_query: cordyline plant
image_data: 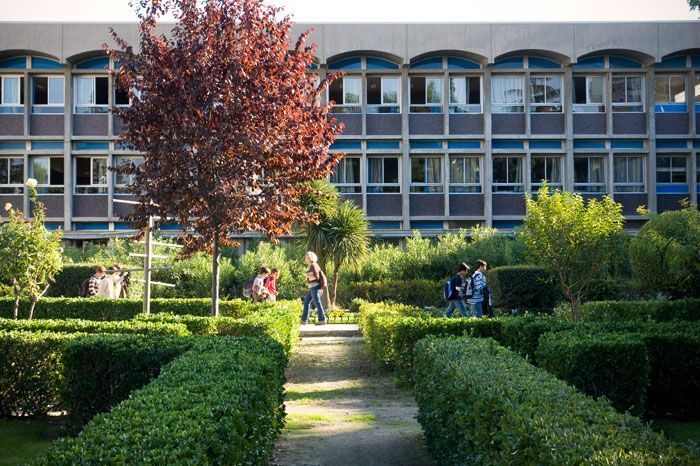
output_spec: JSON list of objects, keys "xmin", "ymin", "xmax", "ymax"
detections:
[
  {"xmin": 106, "ymin": 0, "xmax": 343, "ymax": 315},
  {"xmin": 0, "ymin": 179, "xmax": 63, "ymax": 320}
]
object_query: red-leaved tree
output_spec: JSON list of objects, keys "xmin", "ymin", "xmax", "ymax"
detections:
[{"xmin": 107, "ymin": 0, "xmax": 342, "ymax": 315}]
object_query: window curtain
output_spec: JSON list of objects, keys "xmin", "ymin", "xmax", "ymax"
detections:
[
  {"xmin": 426, "ymin": 158, "xmax": 441, "ymax": 184},
  {"xmin": 76, "ymin": 78, "xmax": 94, "ymax": 105},
  {"xmin": 344, "ymin": 78, "xmax": 361, "ymax": 104},
  {"xmin": 449, "ymin": 78, "xmax": 466, "ymax": 104},
  {"xmin": 628, "ymin": 157, "xmax": 643, "ymax": 183},
  {"xmin": 548, "ymin": 157, "xmax": 562, "ymax": 184},
  {"xmin": 590, "ymin": 158, "xmax": 604, "ymax": 183},
  {"xmin": 3, "ymin": 77, "xmax": 19, "ymax": 104},
  {"xmin": 450, "ymin": 158, "xmax": 464, "ymax": 183},
  {"xmin": 369, "ymin": 158, "xmax": 383, "ymax": 184},
  {"xmin": 48, "ymin": 77, "xmax": 64, "ymax": 104},
  {"xmin": 509, "ymin": 157, "xmax": 523, "ymax": 184},
  {"xmin": 492, "ymin": 77, "xmax": 523, "ymax": 104},
  {"xmin": 626, "ymin": 77, "xmax": 642, "ymax": 103}
]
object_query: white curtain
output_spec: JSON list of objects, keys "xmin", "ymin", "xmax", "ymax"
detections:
[
  {"xmin": 426, "ymin": 158, "xmax": 441, "ymax": 184},
  {"xmin": 369, "ymin": 158, "xmax": 383, "ymax": 184},
  {"xmin": 344, "ymin": 77, "xmax": 361, "ymax": 104},
  {"xmin": 590, "ymin": 158, "xmax": 604, "ymax": 184},
  {"xmin": 449, "ymin": 78, "xmax": 466, "ymax": 104},
  {"xmin": 548, "ymin": 157, "xmax": 562, "ymax": 184},
  {"xmin": 492, "ymin": 76, "xmax": 523, "ymax": 104},
  {"xmin": 3, "ymin": 77, "xmax": 19, "ymax": 104},
  {"xmin": 628, "ymin": 157, "xmax": 643, "ymax": 184},
  {"xmin": 48, "ymin": 77, "xmax": 64, "ymax": 104},
  {"xmin": 76, "ymin": 77, "xmax": 94, "ymax": 105},
  {"xmin": 626, "ymin": 77, "xmax": 642, "ymax": 103}
]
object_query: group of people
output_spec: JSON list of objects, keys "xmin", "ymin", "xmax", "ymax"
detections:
[
  {"xmin": 445, "ymin": 259, "xmax": 490, "ymax": 318},
  {"xmin": 250, "ymin": 267, "xmax": 280, "ymax": 302},
  {"xmin": 85, "ymin": 265, "xmax": 129, "ymax": 298}
]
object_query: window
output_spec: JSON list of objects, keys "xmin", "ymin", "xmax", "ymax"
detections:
[
  {"xmin": 492, "ymin": 156, "xmax": 524, "ymax": 192},
  {"xmin": 492, "ymin": 76, "xmax": 524, "ymax": 113},
  {"xmin": 411, "ymin": 156, "xmax": 442, "ymax": 193},
  {"xmin": 113, "ymin": 156, "xmax": 143, "ymax": 194},
  {"xmin": 0, "ymin": 76, "xmax": 24, "ymax": 113},
  {"xmin": 531, "ymin": 156, "xmax": 562, "ymax": 188},
  {"xmin": 410, "ymin": 77, "xmax": 442, "ymax": 113},
  {"xmin": 697, "ymin": 154, "xmax": 700, "ymax": 183},
  {"xmin": 530, "ymin": 76, "xmax": 562, "ymax": 112},
  {"xmin": 612, "ymin": 75, "xmax": 643, "ymax": 112},
  {"xmin": 74, "ymin": 76, "xmax": 109, "ymax": 113},
  {"xmin": 32, "ymin": 76, "xmax": 64, "ymax": 113},
  {"xmin": 366, "ymin": 76, "xmax": 399, "ymax": 113},
  {"xmin": 449, "ymin": 156, "xmax": 481, "ymax": 192},
  {"xmin": 367, "ymin": 156, "xmax": 400, "ymax": 193},
  {"xmin": 0, "ymin": 157, "xmax": 23, "ymax": 194},
  {"xmin": 656, "ymin": 155, "xmax": 687, "ymax": 184},
  {"xmin": 75, "ymin": 157, "xmax": 107, "ymax": 194},
  {"xmin": 30, "ymin": 157, "xmax": 64, "ymax": 194},
  {"xmin": 696, "ymin": 74, "xmax": 700, "ymax": 108},
  {"xmin": 613, "ymin": 155, "xmax": 645, "ymax": 192},
  {"xmin": 328, "ymin": 77, "xmax": 361, "ymax": 113},
  {"xmin": 573, "ymin": 76, "xmax": 605, "ymax": 112},
  {"xmin": 654, "ymin": 75, "xmax": 686, "ymax": 112},
  {"xmin": 449, "ymin": 77, "xmax": 481, "ymax": 113},
  {"xmin": 574, "ymin": 156, "xmax": 606, "ymax": 192},
  {"xmin": 115, "ymin": 81, "xmax": 141, "ymax": 107},
  {"xmin": 330, "ymin": 156, "xmax": 361, "ymax": 193}
]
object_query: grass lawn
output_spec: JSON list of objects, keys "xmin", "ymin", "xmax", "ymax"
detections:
[
  {"xmin": 0, "ymin": 418, "xmax": 65, "ymax": 465},
  {"xmin": 652, "ymin": 419, "xmax": 700, "ymax": 445}
]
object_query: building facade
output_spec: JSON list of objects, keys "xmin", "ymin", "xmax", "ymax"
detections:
[{"xmin": 0, "ymin": 22, "xmax": 699, "ymax": 241}]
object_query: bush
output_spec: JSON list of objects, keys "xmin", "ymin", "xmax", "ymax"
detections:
[
  {"xmin": 499, "ymin": 316, "xmax": 574, "ymax": 363},
  {"xmin": 630, "ymin": 207, "xmax": 700, "ymax": 299},
  {"xmin": 35, "ymin": 337, "xmax": 287, "ymax": 466},
  {"xmin": 413, "ymin": 336, "xmax": 696, "ymax": 465},
  {"xmin": 0, "ymin": 318, "xmax": 190, "ymax": 336},
  {"xmin": 336, "ymin": 279, "xmax": 443, "ymax": 308},
  {"xmin": 487, "ymin": 265, "xmax": 559, "ymax": 313},
  {"xmin": 234, "ymin": 241, "xmax": 307, "ymax": 300},
  {"xmin": 151, "ymin": 252, "xmax": 238, "ymax": 298},
  {"xmin": 579, "ymin": 299, "xmax": 700, "ymax": 323},
  {"xmin": 536, "ymin": 331, "xmax": 650, "ymax": 416},
  {"xmin": 43, "ymin": 264, "xmax": 99, "ymax": 298}
]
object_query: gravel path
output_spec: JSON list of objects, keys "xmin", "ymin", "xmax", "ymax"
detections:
[{"xmin": 272, "ymin": 336, "xmax": 434, "ymax": 466}]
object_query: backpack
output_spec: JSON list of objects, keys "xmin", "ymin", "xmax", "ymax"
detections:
[
  {"xmin": 443, "ymin": 280, "xmax": 451, "ymax": 301},
  {"xmin": 318, "ymin": 268, "xmax": 328, "ymax": 289},
  {"xmin": 80, "ymin": 278, "xmax": 91, "ymax": 297},
  {"xmin": 463, "ymin": 275, "xmax": 474, "ymax": 299},
  {"xmin": 242, "ymin": 279, "xmax": 255, "ymax": 299}
]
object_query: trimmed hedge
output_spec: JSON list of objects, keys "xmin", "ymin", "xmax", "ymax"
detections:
[
  {"xmin": 0, "ymin": 318, "xmax": 190, "ymax": 336},
  {"xmin": 537, "ymin": 331, "xmax": 650, "ymax": 416},
  {"xmin": 500, "ymin": 316, "xmax": 575, "ymax": 364},
  {"xmin": 336, "ymin": 279, "xmax": 443, "ymax": 308},
  {"xmin": 44, "ymin": 263, "xmax": 98, "ymax": 298},
  {"xmin": 413, "ymin": 336, "xmax": 697, "ymax": 465},
  {"xmin": 487, "ymin": 265, "xmax": 559, "ymax": 313},
  {"xmin": 35, "ymin": 337, "xmax": 287, "ymax": 465},
  {"xmin": 579, "ymin": 299, "xmax": 700, "ymax": 323}
]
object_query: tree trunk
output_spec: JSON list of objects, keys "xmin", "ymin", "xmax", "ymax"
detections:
[
  {"xmin": 29, "ymin": 284, "xmax": 51, "ymax": 321},
  {"xmin": 211, "ymin": 233, "xmax": 220, "ymax": 317},
  {"xmin": 28, "ymin": 298, "xmax": 37, "ymax": 321},
  {"xmin": 331, "ymin": 262, "xmax": 341, "ymax": 310},
  {"xmin": 12, "ymin": 292, "xmax": 20, "ymax": 321}
]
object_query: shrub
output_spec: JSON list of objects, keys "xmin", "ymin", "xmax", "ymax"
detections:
[
  {"xmin": 579, "ymin": 299, "xmax": 700, "ymax": 323},
  {"xmin": 499, "ymin": 316, "xmax": 574, "ymax": 363},
  {"xmin": 413, "ymin": 336, "xmax": 696, "ymax": 466},
  {"xmin": 336, "ymin": 279, "xmax": 443, "ymax": 308},
  {"xmin": 35, "ymin": 337, "xmax": 287, "ymax": 466},
  {"xmin": 536, "ymin": 331, "xmax": 650, "ymax": 416},
  {"xmin": 0, "ymin": 318, "xmax": 190, "ymax": 336},
  {"xmin": 43, "ymin": 264, "xmax": 99, "ymax": 298},
  {"xmin": 487, "ymin": 265, "xmax": 559, "ymax": 313},
  {"xmin": 234, "ymin": 241, "xmax": 307, "ymax": 300},
  {"xmin": 151, "ymin": 252, "xmax": 238, "ymax": 299}
]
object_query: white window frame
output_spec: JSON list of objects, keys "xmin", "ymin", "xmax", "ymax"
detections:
[
  {"xmin": 30, "ymin": 156, "xmax": 64, "ymax": 194},
  {"xmin": 491, "ymin": 75, "xmax": 525, "ymax": 113},
  {"xmin": 366, "ymin": 76, "xmax": 400, "ymax": 114},
  {"xmin": 613, "ymin": 155, "xmax": 646, "ymax": 193},
  {"xmin": 448, "ymin": 76, "xmax": 482, "ymax": 114},
  {"xmin": 656, "ymin": 154, "xmax": 688, "ymax": 185},
  {"xmin": 112, "ymin": 155, "xmax": 143, "ymax": 194},
  {"xmin": 367, "ymin": 156, "xmax": 401, "ymax": 194},
  {"xmin": 410, "ymin": 76, "xmax": 443, "ymax": 113},
  {"xmin": 74, "ymin": 156, "xmax": 108, "ymax": 194},
  {"xmin": 654, "ymin": 74, "xmax": 686, "ymax": 105},
  {"xmin": 529, "ymin": 75, "xmax": 563, "ymax": 113},
  {"xmin": 74, "ymin": 76, "xmax": 109, "ymax": 114},
  {"xmin": 0, "ymin": 75, "xmax": 24, "ymax": 113},
  {"xmin": 31, "ymin": 75, "xmax": 64, "ymax": 114},
  {"xmin": 573, "ymin": 75, "xmax": 606, "ymax": 113},
  {"xmin": 330, "ymin": 155, "xmax": 362, "ymax": 193},
  {"xmin": 530, "ymin": 155, "xmax": 563, "ymax": 189},
  {"xmin": 327, "ymin": 76, "xmax": 362, "ymax": 114},
  {"xmin": 0, "ymin": 156, "xmax": 24, "ymax": 194},
  {"xmin": 611, "ymin": 75, "xmax": 644, "ymax": 113},
  {"xmin": 492, "ymin": 156, "xmax": 525, "ymax": 192},
  {"xmin": 574, "ymin": 156, "xmax": 607, "ymax": 193},
  {"xmin": 410, "ymin": 155, "xmax": 443, "ymax": 193},
  {"xmin": 448, "ymin": 155, "xmax": 481, "ymax": 192}
]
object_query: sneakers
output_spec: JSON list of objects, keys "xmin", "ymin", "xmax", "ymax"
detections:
[
  {"xmin": 301, "ymin": 320, "xmax": 308, "ymax": 325},
  {"xmin": 315, "ymin": 320, "xmax": 327, "ymax": 326}
]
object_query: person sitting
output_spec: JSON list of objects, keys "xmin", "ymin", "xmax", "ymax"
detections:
[{"xmin": 252, "ymin": 266, "xmax": 271, "ymax": 303}]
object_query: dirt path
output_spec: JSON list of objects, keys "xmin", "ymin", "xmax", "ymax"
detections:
[{"xmin": 273, "ymin": 336, "xmax": 434, "ymax": 466}]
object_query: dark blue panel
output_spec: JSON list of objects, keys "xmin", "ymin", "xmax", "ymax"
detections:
[
  {"xmin": 693, "ymin": 55, "xmax": 700, "ymax": 68},
  {"xmin": 447, "ymin": 140, "xmax": 481, "ymax": 149},
  {"xmin": 114, "ymin": 222, "xmax": 136, "ymax": 230},
  {"xmin": 492, "ymin": 139, "xmax": 524, "ymax": 149},
  {"xmin": 159, "ymin": 223, "xmax": 185, "ymax": 231},
  {"xmin": 367, "ymin": 140, "xmax": 400, "ymax": 149},
  {"xmin": 410, "ymin": 140, "xmax": 442, "ymax": 149},
  {"xmin": 655, "ymin": 104, "xmax": 688, "ymax": 113},
  {"xmin": 609, "ymin": 56, "xmax": 642, "ymax": 69},
  {"xmin": 366, "ymin": 57, "xmax": 399, "ymax": 70},
  {"xmin": 492, "ymin": 220, "xmax": 523, "ymax": 229},
  {"xmin": 32, "ymin": 141, "xmax": 64, "ymax": 150},
  {"xmin": 44, "ymin": 222, "xmax": 63, "ymax": 231},
  {"xmin": 573, "ymin": 56, "xmax": 605, "ymax": 69},
  {"xmin": 74, "ymin": 222, "xmax": 109, "ymax": 230},
  {"xmin": 573, "ymin": 139, "xmax": 606, "ymax": 149},
  {"xmin": 528, "ymin": 56, "xmax": 561, "ymax": 69},
  {"xmin": 73, "ymin": 141, "xmax": 110, "ymax": 150},
  {"xmin": 611, "ymin": 140, "xmax": 643, "ymax": 149},
  {"xmin": 447, "ymin": 57, "xmax": 480, "ymax": 70},
  {"xmin": 529, "ymin": 140, "xmax": 562, "ymax": 149},
  {"xmin": 493, "ymin": 56, "xmax": 524, "ymax": 69},
  {"xmin": 411, "ymin": 220, "xmax": 443, "ymax": 230},
  {"xmin": 328, "ymin": 57, "xmax": 361, "ymax": 70},
  {"xmin": 0, "ymin": 57, "xmax": 27, "ymax": 69},
  {"xmin": 411, "ymin": 57, "xmax": 443, "ymax": 70},
  {"xmin": 32, "ymin": 57, "xmax": 62, "ymax": 69},
  {"xmin": 656, "ymin": 55, "xmax": 687, "ymax": 68},
  {"xmin": 75, "ymin": 56, "xmax": 109, "ymax": 70},
  {"xmin": 330, "ymin": 140, "xmax": 362, "ymax": 150},
  {"xmin": 656, "ymin": 139, "xmax": 688, "ymax": 149},
  {"xmin": 0, "ymin": 141, "xmax": 25, "ymax": 150},
  {"xmin": 369, "ymin": 221, "xmax": 401, "ymax": 230},
  {"xmin": 694, "ymin": 139, "xmax": 700, "ymax": 149},
  {"xmin": 657, "ymin": 184, "xmax": 689, "ymax": 194},
  {"xmin": 307, "ymin": 63, "xmax": 319, "ymax": 70}
]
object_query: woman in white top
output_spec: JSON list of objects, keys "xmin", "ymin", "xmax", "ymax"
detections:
[{"xmin": 97, "ymin": 264, "xmax": 129, "ymax": 298}]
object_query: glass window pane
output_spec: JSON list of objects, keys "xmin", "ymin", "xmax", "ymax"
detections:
[
  {"xmin": 574, "ymin": 158, "xmax": 588, "ymax": 184},
  {"xmin": 611, "ymin": 77, "xmax": 625, "ymax": 103},
  {"xmin": 426, "ymin": 78, "xmax": 442, "ymax": 104},
  {"xmin": 508, "ymin": 158, "xmax": 523, "ymax": 184},
  {"xmin": 411, "ymin": 77, "xmax": 426, "ymax": 105},
  {"xmin": 468, "ymin": 77, "xmax": 481, "ymax": 104},
  {"xmin": 654, "ymin": 76, "xmax": 668, "ymax": 103},
  {"xmin": 3, "ymin": 77, "xmax": 20, "ymax": 104},
  {"xmin": 115, "ymin": 87, "xmax": 130, "ymax": 106},
  {"xmin": 626, "ymin": 77, "xmax": 642, "ymax": 103},
  {"xmin": 75, "ymin": 158, "xmax": 90, "ymax": 185},
  {"xmin": 628, "ymin": 157, "xmax": 643, "ymax": 184},
  {"xmin": 670, "ymin": 76, "xmax": 685, "ymax": 103},
  {"xmin": 368, "ymin": 158, "xmax": 382, "ymax": 184},
  {"xmin": 93, "ymin": 158, "xmax": 107, "ymax": 185},
  {"xmin": 531, "ymin": 158, "xmax": 545, "ymax": 184},
  {"xmin": 10, "ymin": 158, "xmax": 23, "ymax": 184},
  {"xmin": 493, "ymin": 158, "xmax": 507, "ymax": 183},
  {"xmin": 34, "ymin": 77, "xmax": 48, "ymax": 105},
  {"xmin": 530, "ymin": 77, "xmax": 545, "ymax": 103},
  {"xmin": 426, "ymin": 158, "xmax": 441, "ymax": 184},
  {"xmin": 450, "ymin": 158, "xmax": 464, "ymax": 183},
  {"xmin": 31, "ymin": 158, "xmax": 49, "ymax": 185},
  {"xmin": 48, "ymin": 77, "xmax": 64, "ymax": 104},
  {"xmin": 573, "ymin": 76, "xmax": 586, "ymax": 104},
  {"xmin": 76, "ymin": 77, "xmax": 94, "ymax": 105},
  {"xmin": 384, "ymin": 158, "xmax": 399, "ymax": 184},
  {"xmin": 449, "ymin": 77, "xmax": 466, "ymax": 104},
  {"xmin": 492, "ymin": 76, "xmax": 523, "ymax": 104},
  {"xmin": 614, "ymin": 157, "xmax": 627, "ymax": 183},
  {"xmin": 383, "ymin": 77, "xmax": 399, "ymax": 104},
  {"xmin": 329, "ymin": 79, "xmax": 343, "ymax": 104},
  {"xmin": 50, "ymin": 158, "xmax": 64, "ymax": 186},
  {"xmin": 588, "ymin": 77, "xmax": 604, "ymax": 104},
  {"xmin": 0, "ymin": 159, "xmax": 8, "ymax": 184},
  {"xmin": 411, "ymin": 157, "xmax": 426, "ymax": 183},
  {"xmin": 367, "ymin": 77, "xmax": 381, "ymax": 105},
  {"xmin": 548, "ymin": 157, "xmax": 561, "ymax": 184},
  {"xmin": 467, "ymin": 158, "xmax": 480, "ymax": 184},
  {"xmin": 695, "ymin": 74, "xmax": 700, "ymax": 100},
  {"xmin": 546, "ymin": 77, "xmax": 561, "ymax": 103},
  {"xmin": 657, "ymin": 171, "xmax": 671, "ymax": 183},
  {"xmin": 590, "ymin": 158, "xmax": 604, "ymax": 183},
  {"xmin": 95, "ymin": 77, "xmax": 109, "ymax": 105}
]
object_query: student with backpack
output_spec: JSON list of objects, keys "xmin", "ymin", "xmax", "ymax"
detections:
[
  {"xmin": 444, "ymin": 263, "xmax": 471, "ymax": 318},
  {"xmin": 301, "ymin": 251, "xmax": 327, "ymax": 325},
  {"xmin": 82, "ymin": 266, "xmax": 106, "ymax": 297},
  {"xmin": 469, "ymin": 260, "xmax": 488, "ymax": 318}
]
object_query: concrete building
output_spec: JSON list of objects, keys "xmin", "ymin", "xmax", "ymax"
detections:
[{"xmin": 0, "ymin": 21, "xmax": 699, "ymax": 242}]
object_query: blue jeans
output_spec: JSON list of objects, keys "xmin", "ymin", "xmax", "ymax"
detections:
[
  {"xmin": 445, "ymin": 299, "xmax": 470, "ymax": 318},
  {"xmin": 471, "ymin": 301, "xmax": 484, "ymax": 318},
  {"xmin": 302, "ymin": 285, "xmax": 326, "ymax": 323}
]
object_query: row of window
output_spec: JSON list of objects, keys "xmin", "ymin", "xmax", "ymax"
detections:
[
  {"xmin": 330, "ymin": 154, "xmax": 700, "ymax": 194},
  {"xmin": 329, "ymin": 74, "xmax": 697, "ymax": 114}
]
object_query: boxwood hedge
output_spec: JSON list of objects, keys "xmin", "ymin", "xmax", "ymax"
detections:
[
  {"xmin": 487, "ymin": 265, "xmax": 559, "ymax": 313},
  {"xmin": 337, "ymin": 279, "xmax": 443, "ymax": 308},
  {"xmin": 579, "ymin": 299, "xmax": 700, "ymax": 323},
  {"xmin": 413, "ymin": 336, "xmax": 697, "ymax": 465},
  {"xmin": 0, "ymin": 318, "xmax": 190, "ymax": 336}
]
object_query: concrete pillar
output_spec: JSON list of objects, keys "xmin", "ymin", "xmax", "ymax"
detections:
[
  {"xmin": 646, "ymin": 67, "xmax": 657, "ymax": 214},
  {"xmin": 401, "ymin": 65, "xmax": 410, "ymax": 231},
  {"xmin": 483, "ymin": 67, "xmax": 493, "ymax": 227}
]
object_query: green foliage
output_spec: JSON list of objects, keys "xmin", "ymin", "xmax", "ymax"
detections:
[
  {"xmin": 487, "ymin": 265, "xmax": 559, "ymax": 313},
  {"xmin": 499, "ymin": 315, "xmax": 574, "ymax": 363},
  {"xmin": 0, "ymin": 317, "xmax": 189, "ymax": 336},
  {"xmin": 235, "ymin": 241, "xmax": 306, "ymax": 299},
  {"xmin": 413, "ymin": 336, "xmax": 697, "ymax": 466},
  {"xmin": 43, "ymin": 264, "xmax": 102, "ymax": 298},
  {"xmin": 522, "ymin": 185, "xmax": 624, "ymax": 321},
  {"xmin": 336, "ymin": 279, "xmax": 443, "ymax": 308},
  {"xmin": 579, "ymin": 299, "xmax": 700, "ymax": 323},
  {"xmin": 537, "ymin": 331, "xmax": 650, "ymax": 416},
  {"xmin": 35, "ymin": 337, "xmax": 287, "ymax": 466},
  {"xmin": 151, "ymin": 252, "xmax": 237, "ymax": 298},
  {"xmin": 630, "ymin": 207, "xmax": 700, "ymax": 299}
]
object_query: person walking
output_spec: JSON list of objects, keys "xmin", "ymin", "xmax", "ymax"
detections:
[
  {"xmin": 111, "ymin": 263, "xmax": 129, "ymax": 299},
  {"xmin": 252, "ymin": 267, "xmax": 271, "ymax": 303},
  {"xmin": 445, "ymin": 263, "xmax": 471, "ymax": 318},
  {"xmin": 469, "ymin": 260, "xmax": 488, "ymax": 318},
  {"xmin": 87, "ymin": 266, "xmax": 106, "ymax": 297},
  {"xmin": 301, "ymin": 251, "xmax": 326, "ymax": 325},
  {"xmin": 264, "ymin": 268, "xmax": 280, "ymax": 302}
]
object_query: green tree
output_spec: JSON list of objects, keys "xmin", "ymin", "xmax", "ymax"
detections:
[
  {"xmin": 690, "ymin": 0, "xmax": 700, "ymax": 13},
  {"xmin": 0, "ymin": 180, "xmax": 63, "ymax": 319},
  {"xmin": 521, "ymin": 185, "xmax": 623, "ymax": 322}
]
